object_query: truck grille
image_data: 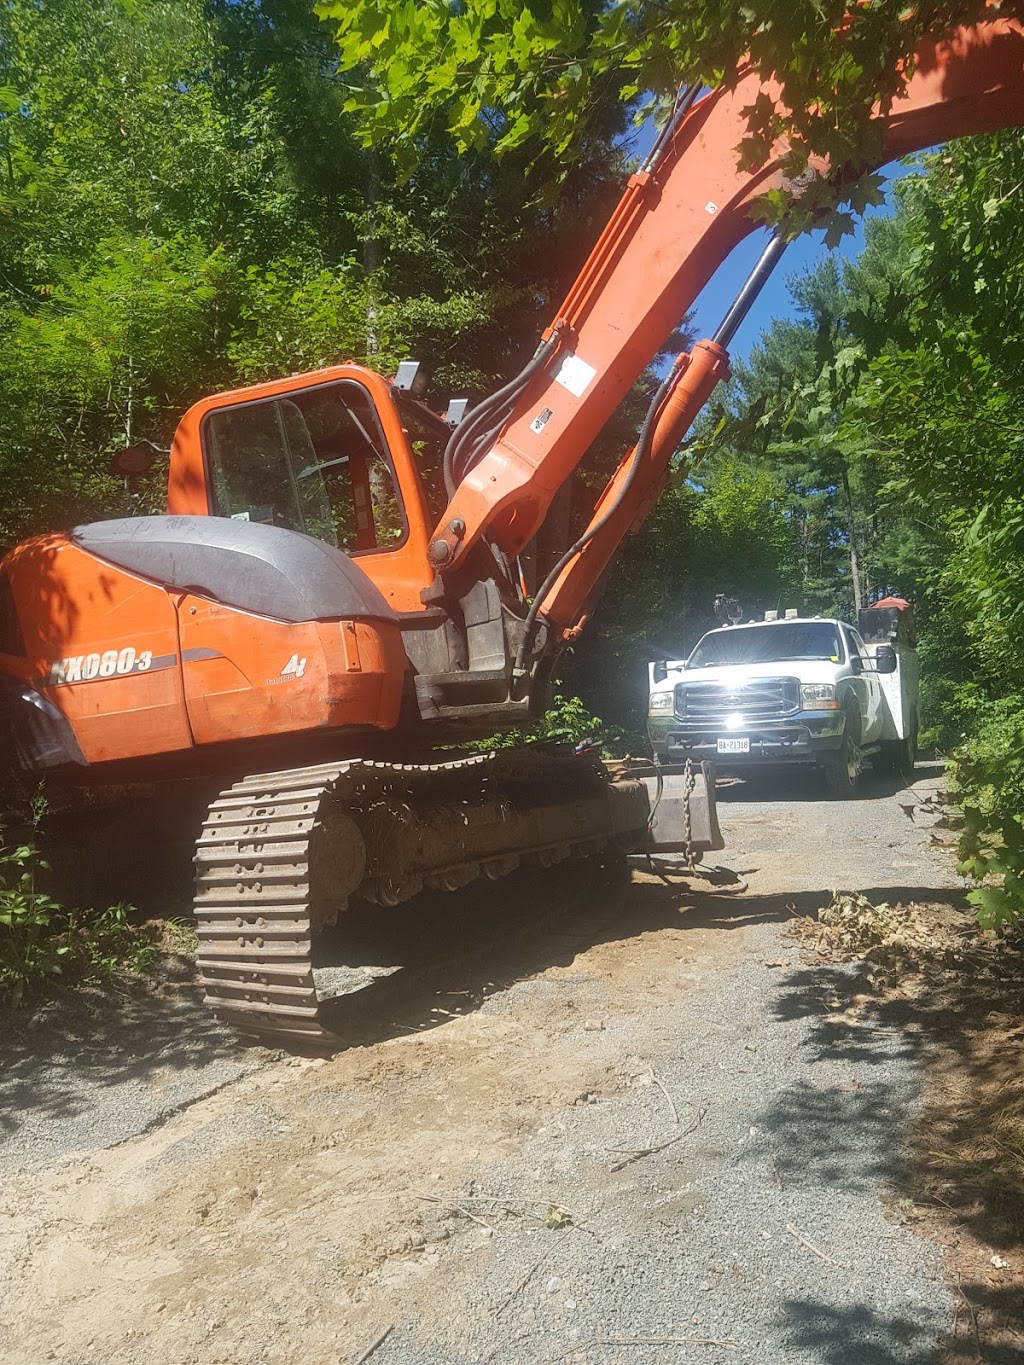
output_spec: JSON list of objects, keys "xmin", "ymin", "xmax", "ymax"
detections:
[{"xmin": 674, "ymin": 677, "xmax": 800, "ymax": 722}]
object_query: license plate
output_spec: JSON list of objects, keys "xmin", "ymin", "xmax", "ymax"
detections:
[{"xmin": 717, "ymin": 737, "xmax": 750, "ymax": 754}]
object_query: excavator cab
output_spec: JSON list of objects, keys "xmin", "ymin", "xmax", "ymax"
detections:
[
  {"xmin": 204, "ymin": 380, "xmax": 431, "ymax": 554},
  {"xmin": 165, "ymin": 365, "xmax": 452, "ymax": 619},
  {"xmin": 0, "ymin": 366, "xmax": 458, "ymax": 775}
]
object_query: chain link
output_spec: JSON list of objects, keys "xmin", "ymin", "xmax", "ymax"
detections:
[{"xmin": 682, "ymin": 756, "xmax": 696, "ymax": 871}]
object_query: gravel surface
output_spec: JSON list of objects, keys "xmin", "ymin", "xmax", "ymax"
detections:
[
  {"xmin": 0, "ymin": 760, "xmax": 960, "ymax": 1364},
  {"xmin": 0, "ymin": 990, "xmax": 267, "ymax": 1174},
  {"xmin": 362, "ymin": 764, "xmax": 957, "ymax": 1365}
]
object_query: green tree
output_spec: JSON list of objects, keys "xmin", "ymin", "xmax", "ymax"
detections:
[
  {"xmin": 318, "ymin": 0, "xmax": 1010, "ymax": 229},
  {"xmin": 0, "ymin": 0, "xmax": 638, "ymax": 548}
]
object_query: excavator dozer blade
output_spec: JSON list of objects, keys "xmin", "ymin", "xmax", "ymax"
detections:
[{"xmin": 640, "ymin": 761, "xmax": 724, "ymax": 857}]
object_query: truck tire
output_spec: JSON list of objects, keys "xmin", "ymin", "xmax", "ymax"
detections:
[
  {"xmin": 823, "ymin": 732, "xmax": 859, "ymax": 798},
  {"xmin": 874, "ymin": 711, "xmax": 918, "ymax": 780},
  {"xmin": 897, "ymin": 711, "xmax": 919, "ymax": 779}
]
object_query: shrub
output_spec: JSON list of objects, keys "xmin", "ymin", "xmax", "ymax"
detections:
[
  {"xmin": 952, "ymin": 693, "xmax": 1024, "ymax": 933},
  {"xmin": 466, "ymin": 691, "xmax": 642, "ymax": 757},
  {"xmin": 0, "ymin": 834, "xmax": 159, "ymax": 1006},
  {"xmin": 0, "ymin": 840, "xmax": 70, "ymax": 1006}
]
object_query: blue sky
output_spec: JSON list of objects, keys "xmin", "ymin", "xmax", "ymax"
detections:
[{"xmin": 684, "ymin": 159, "xmax": 915, "ymax": 361}]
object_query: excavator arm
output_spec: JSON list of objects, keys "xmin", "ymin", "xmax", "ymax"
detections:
[{"xmin": 427, "ymin": 12, "xmax": 1024, "ymax": 662}]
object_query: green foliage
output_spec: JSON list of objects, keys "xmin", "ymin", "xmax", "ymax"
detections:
[
  {"xmin": 467, "ymin": 690, "xmax": 624, "ymax": 755},
  {"xmin": 0, "ymin": 0, "xmax": 637, "ymax": 552},
  {"xmin": 0, "ymin": 835, "xmax": 158, "ymax": 1007},
  {"xmin": 952, "ymin": 696, "xmax": 1024, "ymax": 932},
  {"xmin": 318, "ymin": 1, "xmax": 996, "ymax": 232},
  {"xmin": 0, "ymin": 840, "xmax": 70, "ymax": 1006},
  {"xmin": 164, "ymin": 916, "xmax": 199, "ymax": 957},
  {"xmin": 695, "ymin": 127, "xmax": 1024, "ymax": 934},
  {"xmin": 80, "ymin": 900, "xmax": 161, "ymax": 980},
  {"xmin": 535, "ymin": 691, "xmax": 610, "ymax": 747}
]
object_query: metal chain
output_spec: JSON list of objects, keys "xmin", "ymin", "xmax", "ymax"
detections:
[{"xmin": 683, "ymin": 757, "xmax": 696, "ymax": 871}]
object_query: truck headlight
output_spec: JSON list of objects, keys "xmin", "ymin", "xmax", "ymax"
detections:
[
  {"xmin": 801, "ymin": 683, "xmax": 839, "ymax": 710},
  {"xmin": 648, "ymin": 691, "xmax": 674, "ymax": 716}
]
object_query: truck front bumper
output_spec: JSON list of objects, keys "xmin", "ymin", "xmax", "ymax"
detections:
[{"xmin": 648, "ymin": 711, "xmax": 846, "ymax": 766}]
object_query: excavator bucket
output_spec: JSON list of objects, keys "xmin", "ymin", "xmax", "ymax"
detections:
[{"xmin": 640, "ymin": 761, "xmax": 723, "ymax": 858}]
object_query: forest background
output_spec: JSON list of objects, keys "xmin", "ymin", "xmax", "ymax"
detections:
[{"xmin": 1, "ymin": 0, "xmax": 1023, "ymax": 929}]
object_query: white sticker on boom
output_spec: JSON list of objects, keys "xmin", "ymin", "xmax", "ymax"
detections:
[
  {"xmin": 705, "ymin": 201, "xmax": 718, "ymax": 214},
  {"xmin": 553, "ymin": 353, "xmax": 597, "ymax": 399}
]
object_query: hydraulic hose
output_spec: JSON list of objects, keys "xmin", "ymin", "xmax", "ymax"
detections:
[
  {"xmin": 513, "ymin": 363, "xmax": 680, "ymax": 675},
  {"xmin": 441, "ymin": 84, "xmax": 698, "ymax": 501},
  {"xmin": 442, "ymin": 332, "xmax": 562, "ymax": 496},
  {"xmin": 451, "ymin": 407, "xmax": 519, "ymax": 487},
  {"xmin": 640, "ymin": 81, "xmax": 702, "ymax": 175}
]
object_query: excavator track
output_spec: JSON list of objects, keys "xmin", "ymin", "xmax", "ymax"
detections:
[{"xmin": 194, "ymin": 751, "xmax": 653, "ymax": 1049}]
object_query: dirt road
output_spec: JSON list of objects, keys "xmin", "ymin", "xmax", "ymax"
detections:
[{"xmin": 0, "ymin": 762, "xmax": 959, "ymax": 1364}]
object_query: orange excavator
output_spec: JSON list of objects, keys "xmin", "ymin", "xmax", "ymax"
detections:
[{"xmin": 1, "ymin": 13, "xmax": 1021, "ymax": 1046}]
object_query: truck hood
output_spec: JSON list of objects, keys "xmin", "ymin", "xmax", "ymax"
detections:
[{"xmin": 667, "ymin": 660, "xmax": 843, "ymax": 687}]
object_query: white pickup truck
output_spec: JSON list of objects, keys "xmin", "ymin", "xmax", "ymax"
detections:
[{"xmin": 647, "ymin": 608, "xmax": 919, "ymax": 797}]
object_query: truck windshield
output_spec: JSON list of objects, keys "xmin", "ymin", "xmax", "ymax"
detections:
[{"xmin": 687, "ymin": 622, "xmax": 842, "ymax": 668}]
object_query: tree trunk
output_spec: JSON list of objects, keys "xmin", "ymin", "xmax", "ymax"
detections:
[
  {"xmin": 840, "ymin": 459, "xmax": 863, "ymax": 614},
  {"xmin": 363, "ymin": 147, "xmax": 381, "ymax": 359}
]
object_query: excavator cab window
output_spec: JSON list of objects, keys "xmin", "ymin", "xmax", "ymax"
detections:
[
  {"xmin": 394, "ymin": 393, "xmax": 449, "ymax": 526},
  {"xmin": 204, "ymin": 380, "xmax": 407, "ymax": 554}
]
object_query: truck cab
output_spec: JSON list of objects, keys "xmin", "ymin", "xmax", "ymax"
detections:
[{"xmin": 647, "ymin": 613, "xmax": 912, "ymax": 797}]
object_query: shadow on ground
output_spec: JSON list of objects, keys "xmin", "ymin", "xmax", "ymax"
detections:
[
  {"xmin": 312, "ymin": 859, "xmax": 795, "ymax": 1045},
  {"xmin": 780, "ymin": 1300, "xmax": 956, "ymax": 1365},
  {"xmin": 769, "ymin": 898, "xmax": 1024, "ymax": 1364},
  {"xmin": 716, "ymin": 759, "xmax": 946, "ymax": 805},
  {"xmin": 0, "ymin": 857, "xmax": 792, "ymax": 1149}
]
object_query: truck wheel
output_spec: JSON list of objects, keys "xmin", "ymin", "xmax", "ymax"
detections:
[
  {"xmin": 897, "ymin": 713, "xmax": 919, "ymax": 779},
  {"xmin": 823, "ymin": 734, "xmax": 859, "ymax": 798},
  {"xmin": 875, "ymin": 714, "xmax": 918, "ymax": 780}
]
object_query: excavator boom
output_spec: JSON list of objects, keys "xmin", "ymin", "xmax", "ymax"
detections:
[{"xmin": 427, "ymin": 13, "xmax": 1024, "ymax": 646}]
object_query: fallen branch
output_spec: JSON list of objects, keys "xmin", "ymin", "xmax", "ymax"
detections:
[
  {"xmin": 651, "ymin": 1072, "xmax": 679, "ymax": 1127},
  {"xmin": 785, "ymin": 1222, "xmax": 847, "ymax": 1267},
  {"xmin": 465, "ymin": 1193, "xmax": 590, "ymax": 1232},
  {"xmin": 592, "ymin": 1336, "xmax": 737, "ymax": 1349},
  {"xmin": 494, "ymin": 1251, "xmax": 550, "ymax": 1317},
  {"xmin": 608, "ymin": 1105, "xmax": 706, "ymax": 1172},
  {"xmin": 954, "ymin": 1271, "xmax": 980, "ymax": 1358},
  {"xmin": 417, "ymin": 1192, "xmax": 496, "ymax": 1232},
  {"xmin": 352, "ymin": 1324, "xmax": 393, "ymax": 1364},
  {"xmin": 608, "ymin": 1134, "xmax": 681, "ymax": 1172}
]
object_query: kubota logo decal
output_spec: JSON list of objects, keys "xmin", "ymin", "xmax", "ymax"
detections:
[{"xmin": 47, "ymin": 647, "xmax": 155, "ymax": 686}]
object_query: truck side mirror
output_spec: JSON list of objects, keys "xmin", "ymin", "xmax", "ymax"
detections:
[
  {"xmin": 652, "ymin": 661, "xmax": 668, "ymax": 684},
  {"xmin": 874, "ymin": 645, "xmax": 897, "ymax": 674}
]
